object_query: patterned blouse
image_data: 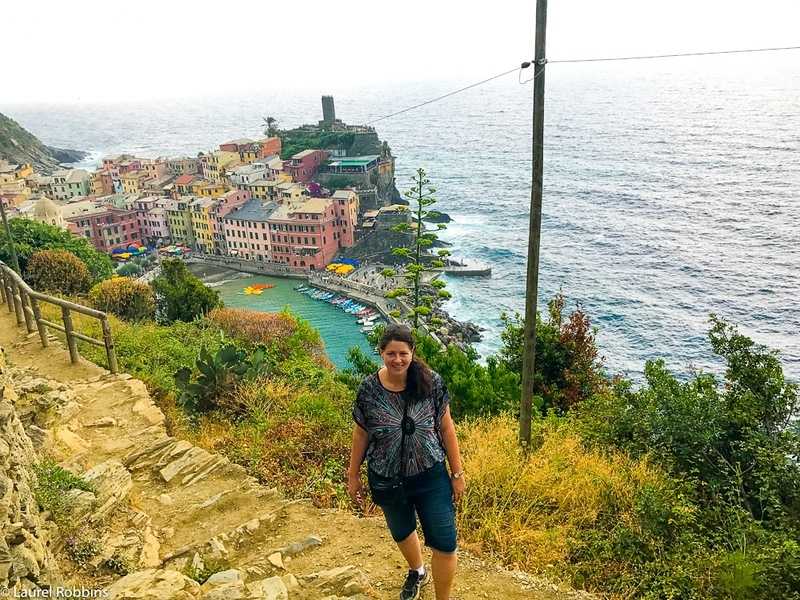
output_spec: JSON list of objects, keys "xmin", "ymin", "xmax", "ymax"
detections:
[{"xmin": 353, "ymin": 370, "xmax": 450, "ymax": 479}]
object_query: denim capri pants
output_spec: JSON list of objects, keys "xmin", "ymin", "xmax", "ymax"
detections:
[{"xmin": 368, "ymin": 460, "xmax": 457, "ymax": 553}]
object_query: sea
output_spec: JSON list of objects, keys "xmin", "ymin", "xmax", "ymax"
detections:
[{"xmin": 3, "ymin": 58, "xmax": 798, "ymax": 381}]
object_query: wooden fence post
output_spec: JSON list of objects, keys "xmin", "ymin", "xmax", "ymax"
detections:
[
  {"xmin": 29, "ymin": 296, "xmax": 49, "ymax": 348},
  {"xmin": 11, "ymin": 281, "xmax": 25, "ymax": 326},
  {"xmin": 21, "ymin": 290, "xmax": 35, "ymax": 334},
  {"xmin": 61, "ymin": 306, "xmax": 80, "ymax": 364},
  {"xmin": 101, "ymin": 317, "xmax": 118, "ymax": 374}
]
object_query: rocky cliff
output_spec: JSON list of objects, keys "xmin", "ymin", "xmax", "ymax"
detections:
[
  {"xmin": 0, "ymin": 112, "xmax": 87, "ymax": 173},
  {"xmin": 0, "ymin": 348, "xmax": 62, "ymax": 595}
]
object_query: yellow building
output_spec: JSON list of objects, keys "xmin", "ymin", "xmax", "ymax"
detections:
[
  {"xmin": 203, "ymin": 150, "xmax": 240, "ymax": 183},
  {"xmin": 165, "ymin": 198, "xmax": 195, "ymax": 247},
  {"xmin": 189, "ymin": 197, "xmax": 215, "ymax": 253},
  {"xmin": 120, "ymin": 170, "xmax": 149, "ymax": 195},
  {"xmin": 192, "ymin": 180, "xmax": 228, "ymax": 198}
]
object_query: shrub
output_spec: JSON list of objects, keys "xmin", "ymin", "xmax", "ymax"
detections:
[
  {"xmin": 498, "ymin": 293, "xmax": 608, "ymax": 414},
  {"xmin": 25, "ymin": 249, "xmax": 91, "ymax": 295},
  {"xmin": 210, "ymin": 307, "xmax": 295, "ymax": 342},
  {"xmin": 89, "ymin": 277, "xmax": 156, "ymax": 321},
  {"xmin": 174, "ymin": 344, "xmax": 269, "ymax": 415},
  {"xmin": 33, "ymin": 459, "xmax": 95, "ymax": 525},
  {"xmin": 151, "ymin": 258, "xmax": 221, "ymax": 324},
  {"xmin": 1, "ymin": 217, "xmax": 113, "ymax": 282},
  {"xmin": 115, "ymin": 262, "xmax": 142, "ymax": 277}
]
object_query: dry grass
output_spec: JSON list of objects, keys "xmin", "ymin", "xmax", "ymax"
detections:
[{"xmin": 457, "ymin": 414, "xmax": 670, "ymax": 577}]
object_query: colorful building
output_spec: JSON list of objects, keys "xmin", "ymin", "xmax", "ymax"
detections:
[
  {"xmin": 331, "ymin": 189, "xmax": 359, "ymax": 247},
  {"xmin": 189, "ymin": 197, "xmax": 216, "ymax": 253},
  {"xmin": 192, "ymin": 179, "xmax": 228, "ymax": 198},
  {"xmin": 174, "ymin": 174, "xmax": 198, "ymax": 197},
  {"xmin": 267, "ymin": 197, "xmax": 342, "ymax": 270},
  {"xmin": 283, "ymin": 149, "xmax": 328, "ymax": 184},
  {"xmin": 210, "ymin": 189, "xmax": 251, "ymax": 255},
  {"xmin": 166, "ymin": 157, "xmax": 199, "ymax": 176},
  {"xmin": 65, "ymin": 206, "xmax": 141, "ymax": 253},
  {"xmin": 164, "ymin": 198, "xmax": 195, "ymax": 248},
  {"xmin": 120, "ymin": 170, "xmax": 150, "ymax": 195},
  {"xmin": 134, "ymin": 196, "xmax": 171, "ymax": 245},
  {"xmin": 203, "ymin": 150, "xmax": 240, "ymax": 183},
  {"xmin": 50, "ymin": 169, "xmax": 92, "ymax": 201},
  {"xmin": 222, "ymin": 198, "xmax": 278, "ymax": 262},
  {"xmin": 228, "ymin": 163, "xmax": 267, "ymax": 187}
]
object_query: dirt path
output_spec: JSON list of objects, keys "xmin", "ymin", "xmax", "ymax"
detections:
[{"xmin": 1, "ymin": 310, "xmax": 588, "ymax": 600}]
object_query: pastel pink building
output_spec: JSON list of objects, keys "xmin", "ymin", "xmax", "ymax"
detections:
[
  {"xmin": 331, "ymin": 189, "xmax": 359, "ymax": 247},
  {"xmin": 267, "ymin": 196, "xmax": 356, "ymax": 270},
  {"xmin": 211, "ymin": 189, "xmax": 251, "ymax": 255},
  {"xmin": 222, "ymin": 198, "xmax": 277, "ymax": 262},
  {"xmin": 134, "ymin": 196, "xmax": 171, "ymax": 245},
  {"xmin": 283, "ymin": 149, "xmax": 328, "ymax": 184},
  {"xmin": 66, "ymin": 206, "xmax": 141, "ymax": 253}
]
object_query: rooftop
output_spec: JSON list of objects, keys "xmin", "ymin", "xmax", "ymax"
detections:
[
  {"xmin": 326, "ymin": 155, "xmax": 379, "ymax": 168},
  {"xmin": 291, "ymin": 149, "xmax": 322, "ymax": 160},
  {"xmin": 225, "ymin": 198, "xmax": 278, "ymax": 222},
  {"xmin": 174, "ymin": 174, "xmax": 196, "ymax": 185},
  {"xmin": 222, "ymin": 138, "xmax": 255, "ymax": 147}
]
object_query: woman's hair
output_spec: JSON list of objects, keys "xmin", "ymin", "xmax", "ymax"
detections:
[{"xmin": 378, "ymin": 324, "xmax": 433, "ymax": 400}]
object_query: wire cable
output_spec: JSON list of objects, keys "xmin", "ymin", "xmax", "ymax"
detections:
[
  {"xmin": 548, "ymin": 45, "xmax": 800, "ymax": 64},
  {"xmin": 363, "ymin": 45, "xmax": 799, "ymax": 124},
  {"xmin": 366, "ymin": 64, "xmax": 530, "ymax": 125}
]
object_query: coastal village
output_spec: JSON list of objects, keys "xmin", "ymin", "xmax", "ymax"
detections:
[{"xmin": 0, "ymin": 98, "xmax": 483, "ymax": 348}]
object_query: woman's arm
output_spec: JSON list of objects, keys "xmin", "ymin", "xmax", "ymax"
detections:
[
  {"xmin": 346, "ymin": 424, "xmax": 369, "ymax": 503},
  {"xmin": 439, "ymin": 406, "xmax": 465, "ymax": 501}
]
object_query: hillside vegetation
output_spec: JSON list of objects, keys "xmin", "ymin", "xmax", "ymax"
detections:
[{"xmin": 0, "ymin": 112, "xmax": 86, "ymax": 172}]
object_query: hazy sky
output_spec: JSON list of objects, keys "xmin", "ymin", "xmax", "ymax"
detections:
[{"xmin": 3, "ymin": 0, "xmax": 799, "ymax": 103}]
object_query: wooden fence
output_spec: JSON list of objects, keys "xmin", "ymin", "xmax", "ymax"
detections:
[{"xmin": 0, "ymin": 261, "xmax": 118, "ymax": 373}]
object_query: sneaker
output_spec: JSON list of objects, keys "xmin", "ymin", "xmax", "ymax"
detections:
[{"xmin": 400, "ymin": 568, "xmax": 431, "ymax": 600}]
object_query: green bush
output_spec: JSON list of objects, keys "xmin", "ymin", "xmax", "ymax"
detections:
[
  {"xmin": 498, "ymin": 293, "xmax": 608, "ymax": 414},
  {"xmin": 115, "ymin": 262, "xmax": 142, "ymax": 277},
  {"xmin": 151, "ymin": 259, "xmax": 222, "ymax": 324},
  {"xmin": 1, "ymin": 217, "xmax": 113, "ymax": 282},
  {"xmin": 25, "ymin": 249, "xmax": 91, "ymax": 295},
  {"xmin": 89, "ymin": 276, "xmax": 156, "ymax": 321}
]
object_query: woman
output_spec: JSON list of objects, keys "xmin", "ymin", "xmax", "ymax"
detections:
[{"xmin": 347, "ymin": 324, "xmax": 465, "ymax": 600}]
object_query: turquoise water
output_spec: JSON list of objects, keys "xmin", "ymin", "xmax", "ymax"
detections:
[{"xmin": 214, "ymin": 275, "xmax": 378, "ymax": 370}]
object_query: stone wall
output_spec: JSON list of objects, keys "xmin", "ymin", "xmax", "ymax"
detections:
[{"xmin": 0, "ymin": 347, "xmax": 61, "ymax": 595}]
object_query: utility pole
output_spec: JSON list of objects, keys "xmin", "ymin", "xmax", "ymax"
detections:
[
  {"xmin": 0, "ymin": 196, "xmax": 21, "ymax": 273},
  {"xmin": 520, "ymin": 0, "xmax": 548, "ymax": 446}
]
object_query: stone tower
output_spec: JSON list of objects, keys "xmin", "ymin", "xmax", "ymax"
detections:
[{"xmin": 321, "ymin": 95, "xmax": 336, "ymax": 126}]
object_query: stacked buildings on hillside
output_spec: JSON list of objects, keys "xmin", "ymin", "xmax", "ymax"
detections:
[{"xmin": 0, "ymin": 98, "xmax": 398, "ymax": 271}]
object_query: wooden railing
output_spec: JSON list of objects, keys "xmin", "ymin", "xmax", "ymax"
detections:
[{"xmin": 0, "ymin": 261, "xmax": 118, "ymax": 373}]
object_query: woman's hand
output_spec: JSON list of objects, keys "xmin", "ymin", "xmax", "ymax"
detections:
[
  {"xmin": 452, "ymin": 475, "xmax": 465, "ymax": 503},
  {"xmin": 347, "ymin": 471, "xmax": 365, "ymax": 505}
]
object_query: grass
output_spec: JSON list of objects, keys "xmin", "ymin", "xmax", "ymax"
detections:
[{"xmin": 33, "ymin": 458, "xmax": 95, "ymax": 527}]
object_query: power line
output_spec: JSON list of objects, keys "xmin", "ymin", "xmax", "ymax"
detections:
[
  {"xmin": 363, "ymin": 45, "xmax": 800, "ymax": 125},
  {"xmin": 548, "ymin": 45, "xmax": 800, "ymax": 64},
  {"xmin": 365, "ymin": 64, "xmax": 528, "ymax": 125}
]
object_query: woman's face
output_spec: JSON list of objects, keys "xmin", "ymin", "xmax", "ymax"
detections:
[{"xmin": 380, "ymin": 340, "xmax": 413, "ymax": 375}]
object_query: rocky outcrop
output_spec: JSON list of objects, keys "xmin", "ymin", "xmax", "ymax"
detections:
[
  {"xmin": 0, "ymin": 112, "xmax": 87, "ymax": 173},
  {"xmin": 0, "ymin": 348, "xmax": 61, "ymax": 594}
]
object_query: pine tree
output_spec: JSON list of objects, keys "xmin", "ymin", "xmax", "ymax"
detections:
[{"xmin": 381, "ymin": 168, "xmax": 451, "ymax": 330}]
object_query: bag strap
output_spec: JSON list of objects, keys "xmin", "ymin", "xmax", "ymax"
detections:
[{"xmin": 397, "ymin": 391, "xmax": 410, "ymax": 480}]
